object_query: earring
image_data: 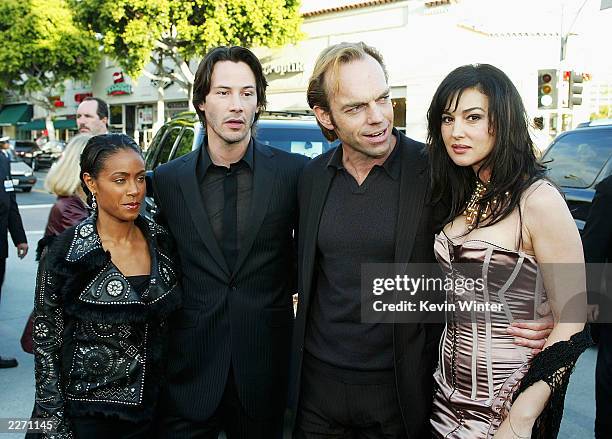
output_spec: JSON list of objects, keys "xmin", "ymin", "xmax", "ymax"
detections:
[{"xmin": 91, "ymin": 194, "xmax": 97, "ymax": 210}]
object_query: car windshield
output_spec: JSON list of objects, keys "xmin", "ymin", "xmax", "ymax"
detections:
[
  {"xmin": 544, "ymin": 129, "xmax": 612, "ymax": 188},
  {"xmin": 255, "ymin": 127, "xmax": 337, "ymax": 158}
]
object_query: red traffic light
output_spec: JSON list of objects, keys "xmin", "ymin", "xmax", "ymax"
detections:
[{"xmin": 542, "ymin": 73, "xmax": 552, "ymax": 83}]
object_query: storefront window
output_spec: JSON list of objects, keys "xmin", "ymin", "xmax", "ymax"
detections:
[
  {"xmin": 109, "ymin": 105, "xmax": 123, "ymax": 126},
  {"xmin": 393, "ymin": 98, "xmax": 406, "ymax": 133}
]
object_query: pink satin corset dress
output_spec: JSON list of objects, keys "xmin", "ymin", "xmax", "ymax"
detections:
[{"xmin": 430, "ymin": 232, "xmax": 547, "ymax": 438}]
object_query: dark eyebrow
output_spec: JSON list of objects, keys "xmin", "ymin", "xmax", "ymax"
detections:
[
  {"xmin": 463, "ymin": 107, "xmax": 486, "ymax": 113},
  {"xmin": 109, "ymin": 170, "xmax": 145, "ymax": 177},
  {"xmin": 341, "ymin": 89, "xmax": 391, "ymax": 110},
  {"xmin": 213, "ymin": 85, "xmax": 255, "ymax": 90},
  {"xmin": 443, "ymin": 106, "xmax": 486, "ymax": 115}
]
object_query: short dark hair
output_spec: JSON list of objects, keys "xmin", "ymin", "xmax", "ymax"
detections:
[
  {"xmin": 427, "ymin": 63, "xmax": 546, "ymax": 230},
  {"xmin": 192, "ymin": 46, "xmax": 267, "ymax": 126},
  {"xmin": 80, "ymin": 134, "xmax": 142, "ymax": 206},
  {"xmin": 81, "ymin": 96, "xmax": 109, "ymax": 121}
]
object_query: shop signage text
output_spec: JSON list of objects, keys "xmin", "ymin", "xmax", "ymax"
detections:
[
  {"xmin": 262, "ymin": 62, "xmax": 304, "ymax": 76},
  {"xmin": 106, "ymin": 83, "xmax": 133, "ymax": 96}
]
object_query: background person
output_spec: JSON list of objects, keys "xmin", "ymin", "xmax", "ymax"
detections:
[
  {"xmin": 0, "ymin": 136, "xmax": 28, "ymax": 369},
  {"xmin": 76, "ymin": 97, "xmax": 109, "ymax": 135},
  {"xmin": 581, "ymin": 174, "xmax": 612, "ymax": 438},
  {"xmin": 42, "ymin": 133, "xmax": 93, "ymax": 240}
]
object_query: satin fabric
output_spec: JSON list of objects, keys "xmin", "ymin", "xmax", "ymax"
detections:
[{"xmin": 430, "ymin": 233, "xmax": 547, "ymax": 438}]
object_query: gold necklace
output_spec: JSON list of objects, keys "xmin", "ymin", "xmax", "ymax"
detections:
[{"xmin": 463, "ymin": 180, "xmax": 490, "ymax": 231}]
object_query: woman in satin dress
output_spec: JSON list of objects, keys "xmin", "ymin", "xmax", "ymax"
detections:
[{"xmin": 426, "ymin": 64, "xmax": 591, "ymax": 438}]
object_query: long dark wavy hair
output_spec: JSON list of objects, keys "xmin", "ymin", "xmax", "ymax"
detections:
[{"xmin": 427, "ymin": 64, "xmax": 547, "ymax": 231}]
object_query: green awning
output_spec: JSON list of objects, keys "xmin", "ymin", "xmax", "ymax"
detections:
[
  {"xmin": 53, "ymin": 119, "xmax": 77, "ymax": 129},
  {"xmin": 18, "ymin": 119, "xmax": 46, "ymax": 131},
  {"xmin": 18, "ymin": 118, "xmax": 77, "ymax": 131},
  {"xmin": 0, "ymin": 104, "xmax": 32, "ymax": 126}
]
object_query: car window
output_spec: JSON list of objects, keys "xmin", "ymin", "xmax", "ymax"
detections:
[
  {"xmin": 145, "ymin": 125, "xmax": 169, "ymax": 170},
  {"xmin": 150, "ymin": 127, "xmax": 180, "ymax": 169},
  {"xmin": 172, "ymin": 129, "xmax": 195, "ymax": 160},
  {"xmin": 255, "ymin": 127, "xmax": 334, "ymax": 158},
  {"xmin": 545, "ymin": 129, "xmax": 612, "ymax": 188}
]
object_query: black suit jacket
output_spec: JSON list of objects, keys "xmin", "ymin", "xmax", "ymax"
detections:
[
  {"xmin": 290, "ymin": 131, "xmax": 443, "ymax": 438},
  {"xmin": 153, "ymin": 138, "xmax": 308, "ymax": 421},
  {"xmin": 0, "ymin": 152, "xmax": 26, "ymax": 259},
  {"xmin": 583, "ymin": 174, "xmax": 612, "ymax": 337}
]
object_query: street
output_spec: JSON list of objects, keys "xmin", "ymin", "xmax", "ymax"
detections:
[{"xmin": 0, "ymin": 170, "xmax": 600, "ymax": 438}]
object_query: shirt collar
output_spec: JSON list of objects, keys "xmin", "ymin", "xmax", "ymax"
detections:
[
  {"xmin": 199, "ymin": 136, "xmax": 254, "ymax": 175},
  {"xmin": 326, "ymin": 129, "xmax": 401, "ymax": 180}
]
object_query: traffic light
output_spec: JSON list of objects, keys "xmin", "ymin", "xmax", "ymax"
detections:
[
  {"xmin": 538, "ymin": 69, "xmax": 558, "ymax": 109},
  {"xmin": 569, "ymin": 71, "xmax": 583, "ymax": 107}
]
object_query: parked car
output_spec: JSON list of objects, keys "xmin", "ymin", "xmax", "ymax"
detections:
[
  {"xmin": 142, "ymin": 111, "xmax": 337, "ymax": 218},
  {"xmin": 542, "ymin": 122, "xmax": 612, "ymax": 231},
  {"xmin": 11, "ymin": 140, "xmax": 42, "ymax": 169},
  {"xmin": 6, "ymin": 149, "xmax": 37, "ymax": 192},
  {"xmin": 36, "ymin": 140, "xmax": 65, "ymax": 168}
]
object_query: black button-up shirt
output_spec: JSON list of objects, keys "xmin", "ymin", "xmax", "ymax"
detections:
[{"xmin": 196, "ymin": 138, "xmax": 254, "ymax": 251}]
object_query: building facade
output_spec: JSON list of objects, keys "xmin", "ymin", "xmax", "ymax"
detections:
[{"xmin": 3, "ymin": 0, "xmax": 608, "ymax": 147}]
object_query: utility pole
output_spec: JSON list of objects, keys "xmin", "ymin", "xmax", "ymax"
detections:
[{"xmin": 557, "ymin": 0, "xmax": 589, "ymax": 132}]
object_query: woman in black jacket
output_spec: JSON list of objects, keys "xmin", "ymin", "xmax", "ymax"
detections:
[{"xmin": 30, "ymin": 134, "xmax": 180, "ymax": 438}]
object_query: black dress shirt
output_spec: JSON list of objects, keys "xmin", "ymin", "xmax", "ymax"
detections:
[{"xmin": 197, "ymin": 139, "xmax": 254, "ymax": 255}]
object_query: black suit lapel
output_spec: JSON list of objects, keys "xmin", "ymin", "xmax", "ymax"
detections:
[
  {"xmin": 179, "ymin": 151, "xmax": 231, "ymax": 277},
  {"xmin": 301, "ymin": 163, "xmax": 335, "ymax": 305},
  {"xmin": 233, "ymin": 142, "xmax": 277, "ymax": 275},
  {"xmin": 394, "ymin": 137, "xmax": 428, "ymax": 264}
]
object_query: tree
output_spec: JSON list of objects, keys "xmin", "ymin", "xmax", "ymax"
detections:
[
  {"xmin": 71, "ymin": 0, "xmax": 303, "ymax": 127},
  {"xmin": 0, "ymin": 0, "xmax": 101, "ymax": 141},
  {"xmin": 590, "ymin": 104, "xmax": 612, "ymax": 121}
]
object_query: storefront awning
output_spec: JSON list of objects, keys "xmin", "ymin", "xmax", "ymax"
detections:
[
  {"xmin": 18, "ymin": 119, "xmax": 46, "ymax": 131},
  {"xmin": 18, "ymin": 118, "xmax": 77, "ymax": 131},
  {"xmin": 53, "ymin": 119, "xmax": 77, "ymax": 129},
  {"xmin": 0, "ymin": 104, "xmax": 33, "ymax": 126}
]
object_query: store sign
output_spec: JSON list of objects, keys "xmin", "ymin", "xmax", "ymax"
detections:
[
  {"xmin": 74, "ymin": 92, "xmax": 92, "ymax": 103},
  {"xmin": 106, "ymin": 83, "xmax": 133, "ymax": 96},
  {"xmin": 167, "ymin": 101, "xmax": 189, "ymax": 110},
  {"xmin": 262, "ymin": 62, "xmax": 304, "ymax": 76}
]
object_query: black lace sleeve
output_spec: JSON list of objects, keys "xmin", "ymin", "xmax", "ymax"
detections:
[{"xmin": 513, "ymin": 327, "xmax": 594, "ymax": 439}]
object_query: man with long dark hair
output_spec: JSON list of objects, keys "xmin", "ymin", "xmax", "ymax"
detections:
[{"xmin": 152, "ymin": 46, "xmax": 307, "ymax": 438}]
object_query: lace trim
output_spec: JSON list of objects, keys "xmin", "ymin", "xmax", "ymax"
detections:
[{"xmin": 513, "ymin": 327, "xmax": 593, "ymax": 439}]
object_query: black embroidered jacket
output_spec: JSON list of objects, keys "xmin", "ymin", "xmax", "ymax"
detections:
[{"xmin": 31, "ymin": 215, "xmax": 180, "ymax": 438}]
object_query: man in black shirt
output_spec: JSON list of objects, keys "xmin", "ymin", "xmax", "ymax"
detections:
[{"xmin": 153, "ymin": 47, "xmax": 307, "ymax": 438}]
